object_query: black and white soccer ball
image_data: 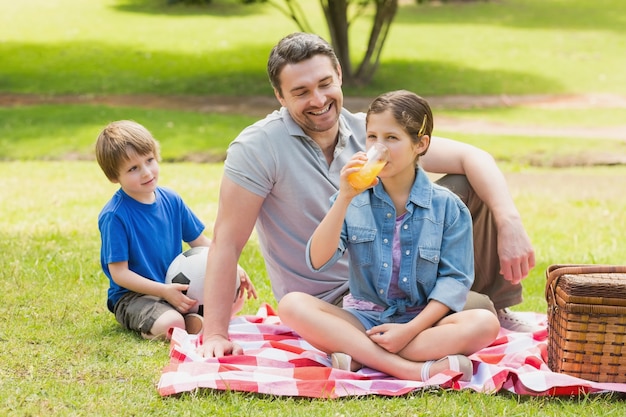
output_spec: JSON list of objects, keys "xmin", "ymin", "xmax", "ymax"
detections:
[
  {"xmin": 165, "ymin": 246, "xmax": 241, "ymax": 315},
  {"xmin": 165, "ymin": 246, "xmax": 209, "ymax": 314}
]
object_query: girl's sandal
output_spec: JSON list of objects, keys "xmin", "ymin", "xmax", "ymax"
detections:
[{"xmin": 421, "ymin": 354, "xmax": 473, "ymax": 382}]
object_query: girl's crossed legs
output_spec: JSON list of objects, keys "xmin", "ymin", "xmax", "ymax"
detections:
[{"xmin": 278, "ymin": 291, "xmax": 499, "ymax": 381}]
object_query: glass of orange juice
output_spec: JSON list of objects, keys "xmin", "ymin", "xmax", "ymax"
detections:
[{"xmin": 348, "ymin": 143, "xmax": 389, "ymax": 189}]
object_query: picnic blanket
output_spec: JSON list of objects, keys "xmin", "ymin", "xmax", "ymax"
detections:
[{"xmin": 158, "ymin": 303, "xmax": 626, "ymax": 398}]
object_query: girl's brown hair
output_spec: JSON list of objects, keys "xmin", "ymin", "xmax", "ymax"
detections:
[{"xmin": 366, "ymin": 90, "xmax": 434, "ymax": 156}]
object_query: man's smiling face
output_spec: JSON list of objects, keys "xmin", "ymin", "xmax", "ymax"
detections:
[{"xmin": 274, "ymin": 54, "xmax": 343, "ymax": 139}]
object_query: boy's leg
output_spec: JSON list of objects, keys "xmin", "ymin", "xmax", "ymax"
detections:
[
  {"xmin": 114, "ymin": 292, "xmax": 184, "ymax": 340},
  {"xmin": 183, "ymin": 313, "xmax": 204, "ymax": 335},
  {"xmin": 231, "ymin": 294, "xmax": 245, "ymax": 317}
]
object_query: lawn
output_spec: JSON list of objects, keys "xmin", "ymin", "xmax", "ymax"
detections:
[
  {"xmin": 2, "ymin": 161, "xmax": 626, "ymax": 416},
  {"xmin": 1, "ymin": 0, "xmax": 626, "ymax": 415},
  {"xmin": 1, "ymin": 0, "xmax": 625, "ymax": 97}
]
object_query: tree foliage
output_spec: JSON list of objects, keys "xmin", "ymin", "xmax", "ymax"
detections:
[
  {"xmin": 171, "ymin": 0, "xmax": 399, "ymax": 85},
  {"xmin": 269, "ymin": 0, "xmax": 399, "ymax": 86}
]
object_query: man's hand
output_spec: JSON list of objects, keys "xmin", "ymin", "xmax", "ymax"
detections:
[
  {"xmin": 497, "ymin": 219, "xmax": 535, "ymax": 285},
  {"xmin": 197, "ymin": 334, "xmax": 243, "ymax": 358}
]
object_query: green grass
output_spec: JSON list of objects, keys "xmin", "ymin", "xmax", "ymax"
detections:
[
  {"xmin": 1, "ymin": 104, "xmax": 625, "ymax": 163},
  {"xmin": 439, "ymin": 107, "xmax": 626, "ymax": 129},
  {"xmin": 2, "ymin": 161, "xmax": 626, "ymax": 416},
  {"xmin": 0, "ymin": 105, "xmax": 257, "ymax": 161},
  {"xmin": 2, "ymin": 0, "xmax": 626, "ymax": 414},
  {"xmin": 1, "ymin": 0, "xmax": 625, "ymax": 97}
]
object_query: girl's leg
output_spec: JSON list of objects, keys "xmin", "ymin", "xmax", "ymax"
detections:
[
  {"xmin": 398, "ymin": 309, "xmax": 500, "ymax": 361},
  {"xmin": 278, "ymin": 292, "xmax": 467, "ymax": 381}
]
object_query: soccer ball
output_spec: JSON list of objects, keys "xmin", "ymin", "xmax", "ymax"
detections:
[{"xmin": 165, "ymin": 246, "xmax": 240, "ymax": 315}]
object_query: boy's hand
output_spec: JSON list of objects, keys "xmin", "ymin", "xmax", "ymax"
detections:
[
  {"xmin": 163, "ymin": 283, "xmax": 198, "ymax": 313},
  {"xmin": 236, "ymin": 265, "xmax": 258, "ymax": 300}
]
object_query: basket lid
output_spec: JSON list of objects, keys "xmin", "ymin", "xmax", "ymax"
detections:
[
  {"xmin": 546, "ymin": 264, "xmax": 626, "ymax": 306},
  {"xmin": 559, "ymin": 272, "xmax": 626, "ymax": 306}
]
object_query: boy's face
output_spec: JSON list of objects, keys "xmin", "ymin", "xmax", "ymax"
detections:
[{"xmin": 113, "ymin": 151, "xmax": 159, "ymax": 203}]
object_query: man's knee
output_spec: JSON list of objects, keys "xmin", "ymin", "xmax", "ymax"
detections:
[
  {"xmin": 463, "ymin": 291, "xmax": 497, "ymax": 316},
  {"xmin": 435, "ymin": 174, "xmax": 471, "ymax": 204}
]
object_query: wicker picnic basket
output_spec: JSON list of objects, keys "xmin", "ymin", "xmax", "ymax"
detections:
[{"xmin": 545, "ymin": 264, "xmax": 626, "ymax": 382}]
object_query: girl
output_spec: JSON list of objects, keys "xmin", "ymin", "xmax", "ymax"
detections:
[{"xmin": 278, "ymin": 90, "xmax": 500, "ymax": 381}]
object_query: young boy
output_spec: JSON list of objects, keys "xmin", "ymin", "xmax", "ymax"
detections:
[{"xmin": 96, "ymin": 120, "xmax": 255, "ymax": 340}]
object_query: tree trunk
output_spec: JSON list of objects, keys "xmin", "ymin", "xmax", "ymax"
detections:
[
  {"xmin": 321, "ymin": 0, "xmax": 398, "ymax": 86},
  {"xmin": 320, "ymin": 0, "xmax": 352, "ymax": 78},
  {"xmin": 354, "ymin": 0, "xmax": 398, "ymax": 84}
]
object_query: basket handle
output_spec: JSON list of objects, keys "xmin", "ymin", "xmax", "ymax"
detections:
[{"xmin": 545, "ymin": 264, "xmax": 626, "ymax": 303}]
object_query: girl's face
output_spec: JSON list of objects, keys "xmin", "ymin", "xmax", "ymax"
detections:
[
  {"xmin": 113, "ymin": 150, "xmax": 159, "ymax": 203},
  {"xmin": 365, "ymin": 110, "xmax": 428, "ymax": 180}
]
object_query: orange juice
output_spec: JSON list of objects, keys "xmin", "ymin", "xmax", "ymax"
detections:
[
  {"xmin": 348, "ymin": 160, "xmax": 387, "ymax": 188},
  {"xmin": 347, "ymin": 143, "xmax": 389, "ymax": 189}
]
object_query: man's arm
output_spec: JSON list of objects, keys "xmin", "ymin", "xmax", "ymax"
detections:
[
  {"xmin": 197, "ymin": 176, "xmax": 264, "ymax": 357},
  {"xmin": 421, "ymin": 136, "xmax": 535, "ymax": 284}
]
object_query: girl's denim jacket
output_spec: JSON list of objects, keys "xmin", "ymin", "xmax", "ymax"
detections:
[{"xmin": 307, "ymin": 167, "xmax": 474, "ymax": 318}]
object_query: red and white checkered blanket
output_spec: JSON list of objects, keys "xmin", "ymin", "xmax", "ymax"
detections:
[{"xmin": 158, "ymin": 303, "xmax": 626, "ymax": 397}]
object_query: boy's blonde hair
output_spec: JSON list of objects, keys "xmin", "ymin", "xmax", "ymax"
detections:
[{"xmin": 95, "ymin": 120, "xmax": 161, "ymax": 182}]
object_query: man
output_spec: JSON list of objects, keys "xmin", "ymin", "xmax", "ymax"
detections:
[{"xmin": 199, "ymin": 32, "xmax": 536, "ymax": 358}]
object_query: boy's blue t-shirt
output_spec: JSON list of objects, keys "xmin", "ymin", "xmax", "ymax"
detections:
[{"xmin": 98, "ymin": 186, "xmax": 205, "ymax": 312}]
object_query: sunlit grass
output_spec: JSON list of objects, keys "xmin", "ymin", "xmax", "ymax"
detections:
[
  {"xmin": 0, "ymin": 105, "xmax": 257, "ymax": 161},
  {"xmin": 1, "ymin": 0, "xmax": 625, "ymax": 96},
  {"xmin": 2, "ymin": 161, "xmax": 626, "ymax": 415},
  {"xmin": 2, "ymin": 104, "xmax": 624, "ymax": 164},
  {"xmin": 2, "ymin": 0, "xmax": 626, "ymax": 414}
]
